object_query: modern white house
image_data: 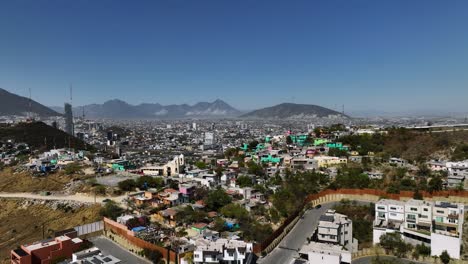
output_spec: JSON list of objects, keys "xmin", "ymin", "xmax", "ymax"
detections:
[
  {"xmin": 296, "ymin": 242, "xmax": 351, "ymax": 264},
  {"xmin": 373, "ymin": 199, "xmax": 405, "ymax": 243},
  {"xmin": 292, "ymin": 210, "xmax": 357, "ymax": 264},
  {"xmin": 373, "ymin": 199, "xmax": 465, "ymax": 259},
  {"xmin": 316, "ymin": 210, "xmax": 358, "ymax": 253},
  {"xmin": 193, "ymin": 238, "xmax": 253, "ymax": 264}
]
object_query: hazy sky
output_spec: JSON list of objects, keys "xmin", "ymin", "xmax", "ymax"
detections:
[{"xmin": 1, "ymin": 0, "xmax": 468, "ymax": 112}]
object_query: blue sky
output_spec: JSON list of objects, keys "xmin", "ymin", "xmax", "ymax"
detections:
[{"xmin": 1, "ymin": 0, "xmax": 467, "ymax": 112}]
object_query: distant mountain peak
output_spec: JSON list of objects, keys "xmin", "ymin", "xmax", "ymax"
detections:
[{"xmin": 241, "ymin": 102, "xmax": 350, "ymax": 119}]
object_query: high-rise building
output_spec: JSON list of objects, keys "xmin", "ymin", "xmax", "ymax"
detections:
[
  {"xmin": 204, "ymin": 132, "xmax": 214, "ymax": 145},
  {"xmin": 64, "ymin": 103, "xmax": 74, "ymax": 135}
]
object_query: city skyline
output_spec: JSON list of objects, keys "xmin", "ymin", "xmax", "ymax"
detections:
[{"xmin": 1, "ymin": 0, "xmax": 468, "ymax": 113}]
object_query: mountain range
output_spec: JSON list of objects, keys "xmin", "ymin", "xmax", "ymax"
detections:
[
  {"xmin": 0, "ymin": 88, "xmax": 351, "ymax": 119},
  {"xmin": 51, "ymin": 99, "xmax": 242, "ymax": 119},
  {"xmin": 0, "ymin": 88, "xmax": 61, "ymax": 117},
  {"xmin": 241, "ymin": 103, "xmax": 348, "ymax": 119}
]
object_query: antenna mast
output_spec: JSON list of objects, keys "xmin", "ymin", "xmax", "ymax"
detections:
[
  {"xmin": 69, "ymin": 84, "xmax": 73, "ymax": 104},
  {"xmin": 28, "ymin": 88, "xmax": 32, "ymax": 119}
]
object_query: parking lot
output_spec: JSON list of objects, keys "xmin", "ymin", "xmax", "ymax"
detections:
[{"xmin": 89, "ymin": 236, "xmax": 150, "ymax": 264}]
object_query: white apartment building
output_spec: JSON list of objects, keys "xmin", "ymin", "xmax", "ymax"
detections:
[
  {"xmin": 317, "ymin": 210, "xmax": 358, "ymax": 253},
  {"xmin": 290, "ymin": 157, "xmax": 319, "ymax": 170},
  {"xmin": 373, "ymin": 199, "xmax": 465, "ymax": 259},
  {"xmin": 193, "ymin": 238, "xmax": 253, "ymax": 264}
]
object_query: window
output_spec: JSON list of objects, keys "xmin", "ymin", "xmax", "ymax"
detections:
[
  {"xmin": 407, "ymin": 214, "xmax": 416, "ymax": 220},
  {"xmin": 423, "ymin": 208, "xmax": 428, "ymax": 212},
  {"xmin": 377, "ymin": 206, "xmax": 385, "ymax": 210},
  {"xmin": 407, "ymin": 223, "xmax": 416, "ymax": 229},
  {"xmin": 435, "ymin": 216, "xmax": 444, "ymax": 222},
  {"xmin": 390, "ymin": 207, "xmax": 397, "ymax": 210},
  {"xmin": 229, "ymin": 252, "xmax": 234, "ymax": 257},
  {"xmin": 378, "ymin": 212, "xmax": 386, "ymax": 218},
  {"xmin": 436, "ymin": 210, "xmax": 444, "ymax": 214},
  {"xmin": 449, "ymin": 218, "xmax": 457, "ymax": 224},
  {"xmin": 410, "ymin": 207, "xmax": 417, "ymax": 211}
]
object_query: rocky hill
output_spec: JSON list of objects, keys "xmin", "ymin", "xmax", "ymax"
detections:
[
  {"xmin": 0, "ymin": 122, "xmax": 94, "ymax": 151},
  {"xmin": 241, "ymin": 103, "xmax": 349, "ymax": 119}
]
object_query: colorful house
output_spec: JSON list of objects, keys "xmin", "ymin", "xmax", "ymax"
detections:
[{"xmin": 260, "ymin": 155, "xmax": 281, "ymax": 164}]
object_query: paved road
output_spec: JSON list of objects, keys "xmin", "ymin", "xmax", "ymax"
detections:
[
  {"xmin": 258, "ymin": 203, "xmax": 335, "ymax": 264},
  {"xmin": 353, "ymin": 256, "xmax": 426, "ymax": 264},
  {"xmin": 89, "ymin": 236, "xmax": 150, "ymax": 264},
  {"xmin": 0, "ymin": 192, "xmax": 127, "ymax": 204},
  {"xmin": 96, "ymin": 174, "xmax": 138, "ymax": 187}
]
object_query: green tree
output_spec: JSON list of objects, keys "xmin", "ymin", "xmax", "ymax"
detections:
[
  {"xmin": 143, "ymin": 248, "xmax": 163, "ymax": 264},
  {"xmin": 195, "ymin": 161, "xmax": 207, "ymax": 169},
  {"xmin": 224, "ymin": 148, "xmax": 238, "ymax": 158},
  {"xmin": 415, "ymin": 244, "xmax": 431, "ymax": 258},
  {"xmin": 269, "ymin": 208, "xmax": 280, "ymax": 223},
  {"xmin": 212, "ymin": 217, "xmax": 225, "ymax": 232},
  {"xmin": 248, "ymin": 140, "xmax": 259, "ymax": 150},
  {"xmin": 118, "ymin": 179, "xmax": 137, "ymax": 191},
  {"xmin": 236, "ymin": 175, "xmax": 253, "ymax": 188},
  {"xmin": 440, "ymin": 250, "xmax": 451, "ymax": 264},
  {"xmin": 204, "ymin": 188, "xmax": 232, "ymax": 211},
  {"xmin": 427, "ymin": 176, "xmax": 443, "ymax": 192},
  {"xmin": 220, "ymin": 204, "xmax": 249, "ymax": 221},
  {"xmin": 328, "ymin": 148, "xmax": 349, "ymax": 157},
  {"xmin": 100, "ymin": 201, "xmax": 124, "ymax": 220},
  {"xmin": 178, "ymin": 206, "xmax": 207, "ymax": 224},
  {"xmin": 136, "ymin": 176, "xmax": 164, "ymax": 189},
  {"xmin": 379, "ymin": 233, "xmax": 404, "ymax": 254},
  {"xmin": 63, "ymin": 162, "xmax": 82, "ymax": 175},
  {"xmin": 417, "ymin": 164, "xmax": 431, "ymax": 177},
  {"xmin": 247, "ymin": 161, "xmax": 264, "ymax": 176}
]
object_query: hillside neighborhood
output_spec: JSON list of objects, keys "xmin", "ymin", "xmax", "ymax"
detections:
[{"xmin": 1, "ymin": 110, "xmax": 468, "ymax": 264}]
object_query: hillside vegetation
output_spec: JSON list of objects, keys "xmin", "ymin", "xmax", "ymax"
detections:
[
  {"xmin": 0, "ymin": 122, "xmax": 94, "ymax": 151},
  {"xmin": 340, "ymin": 128, "xmax": 468, "ymax": 162}
]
